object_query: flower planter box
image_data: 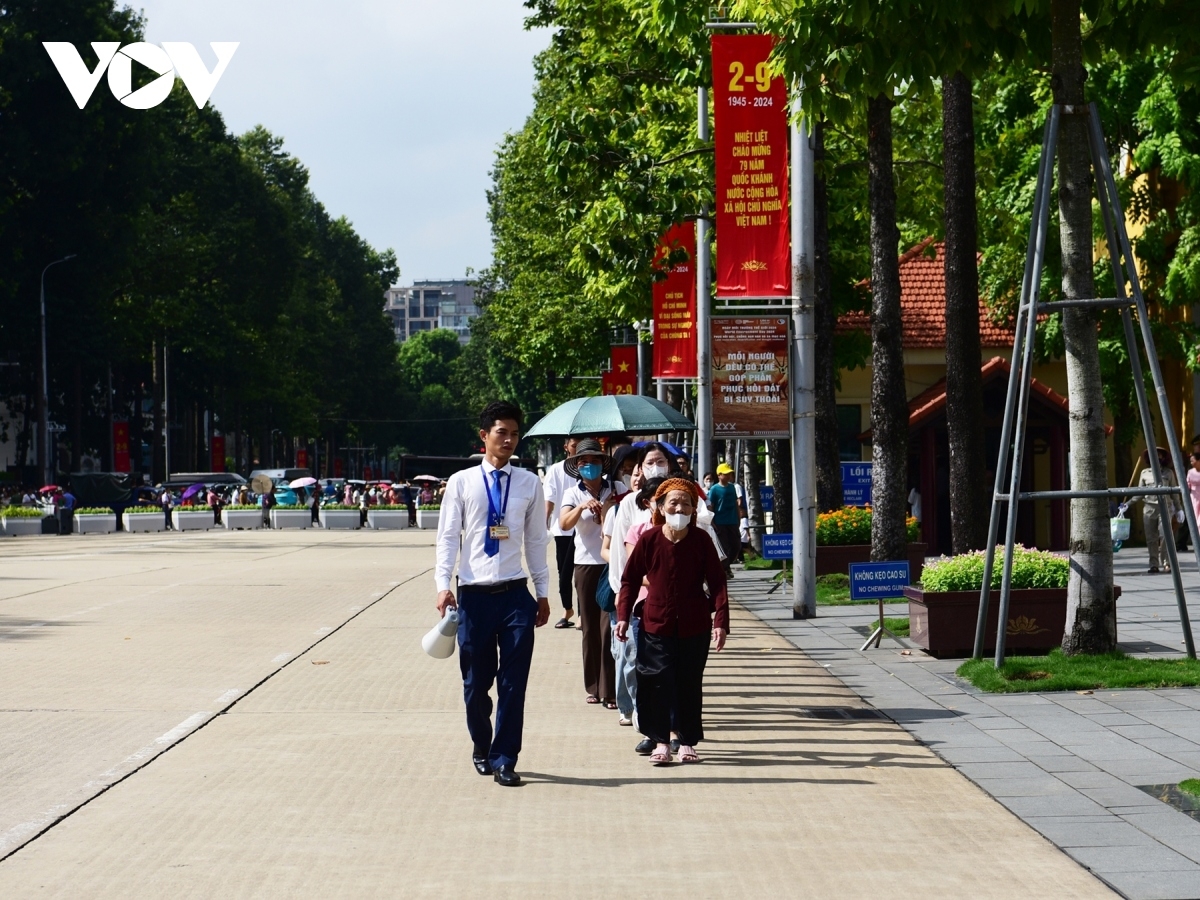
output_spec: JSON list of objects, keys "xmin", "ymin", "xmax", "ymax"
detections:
[
  {"xmin": 270, "ymin": 509, "xmax": 312, "ymax": 530},
  {"xmin": 416, "ymin": 509, "xmax": 440, "ymax": 530},
  {"xmin": 2, "ymin": 515, "xmax": 48, "ymax": 536},
  {"xmin": 320, "ymin": 509, "xmax": 361, "ymax": 530},
  {"xmin": 173, "ymin": 509, "xmax": 214, "ymax": 532},
  {"xmin": 123, "ymin": 512, "xmax": 166, "ymax": 533},
  {"xmin": 904, "ymin": 585, "xmax": 1122, "ymax": 659},
  {"xmin": 222, "ymin": 509, "xmax": 262, "ymax": 530},
  {"xmin": 817, "ymin": 543, "xmax": 927, "ymax": 581},
  {"xmin": 368, "ymin": 509, "xmax": 410, "ymax": 530},
  {"xmin": 74, "ymin": 513, "xmax": 116, "ymax": 534}
]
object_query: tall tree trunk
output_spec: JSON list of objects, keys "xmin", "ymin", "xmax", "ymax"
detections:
[
  {"xmin": 943, "ymin": 71, "xmax": 989, "ymax": 553},
  {"xmin": 71, "ymin": 360, "xmax": 83, "ymax": 471},
  {"xmin": 769, "ymin": 438, "xmax": 792, "ymax": 535},
  {"xmin": 742, "ymin": 440, "xmax": 764, "ymax": 553},
  {"xmin": 814, "ymin": 120, "xmax": 844, "ymax": 512},
  {"xmin": 867, "ymin": 94, "xmax": 909, "ymax": 562},
  {"xmin": 1053, "ymin": 0, "xmax": 1116, "ymax": 655}
]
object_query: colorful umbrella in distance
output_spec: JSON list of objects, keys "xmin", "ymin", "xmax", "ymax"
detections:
[
  {"xmin": 38, "ymin": 485, "xmax": 61, "ymax": 493},
  {"xmin": 250, "ymin": 475, "xmax": 274, "ymax": 494},
  {"xmin": 288, "ymin": 476, "xmax": 318, "ymax": 488},
  {"xmin": 181, "ymin": 483, "xmax": 206, "ymax": 501},
  {"xmin": 524, "ymin": 395, "xmax": 695, "ymax": 438}
]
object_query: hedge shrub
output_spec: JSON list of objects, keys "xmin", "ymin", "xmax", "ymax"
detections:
[{"xmin": 921, "ymin": 546, "xmax": 1069, "ymax": 592}]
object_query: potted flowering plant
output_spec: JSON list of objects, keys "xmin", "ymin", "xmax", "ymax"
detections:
[
  {"xmin": 221, "ymin": 504, "xmax": 263, "ymax": 530},
  {"xmin": 904, "ymin": 547, "xmax": 1121, "ymax": 658},
  {"xmin": 123, "ymin": 506, "xmax": 165, "ymax": 533},
  {"xmin": 2, "ymin": 505, "xmax": 50, "ymax": 536},
  {"xmin": 270, "ymin": 504, "xmax": 311, "ymax": 529},
  {"xmin": 367, "ymin": 503, "xmax": 409, "ymax": 530},
  {"xmin": 74, "ymin": 507, "xmax": 117, "ymax": 534},
  {"xmin": 319, "ymin": 504, "xmax": 361, "ymax": 530},
  {"xmin": 173, "ymin": 506, "xmax": 215, "ymax": 532},
  {"xmin": 815, "ymin": 506, "xmax": 926, "ymax": 579},
  {"xmin": 416, "ymin": 503, "xmax": 440, "ymax": 530}
]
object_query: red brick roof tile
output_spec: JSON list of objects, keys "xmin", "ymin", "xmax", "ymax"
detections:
[{"xmin": 837, "ymin": 239, "xmax": 1015, "ymax": 349}]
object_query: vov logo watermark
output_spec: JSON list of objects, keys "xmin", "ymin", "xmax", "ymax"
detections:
[{"xmin": 43, "ymin": 42, "xmax": 239, "ymax": 110}]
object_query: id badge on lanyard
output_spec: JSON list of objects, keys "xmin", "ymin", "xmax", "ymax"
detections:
[{"xmin": 484, "ymin": 467, "xmax": 513, "ymax": 541}]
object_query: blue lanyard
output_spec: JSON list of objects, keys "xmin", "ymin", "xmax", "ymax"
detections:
[{"xmin": 482, "ymin": 465, "xmax": 513, "ymax": 525}]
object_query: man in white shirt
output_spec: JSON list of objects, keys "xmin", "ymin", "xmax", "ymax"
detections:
[
  {"xmin": 543, "ymin": 437, "xmax": 579, "ymax": 627},
  {"xmin": 435, "ymin": 401, "xmax": 550, "ymax": 787}
]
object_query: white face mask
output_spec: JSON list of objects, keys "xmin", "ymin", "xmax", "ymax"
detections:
[
  {"xmin": 642, "ymin": 463, "xmax": 668, "ymax": 479},
  {"xmin": 666, "ymin": 512, "xmax": 690, "ymax": 531},
  {"xmin": 620, "ymin": 474, "xmax": 633, "ymax": 490}
]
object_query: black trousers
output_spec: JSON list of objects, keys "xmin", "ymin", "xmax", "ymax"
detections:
[
  {"xmin": 636, "ymin": 630, "xmax": 710, "ymax": 745},
  {"xmin": 714, "ymin": 523, "xmax": 741, "ymax": 565},
  {"xmin": 554, "ymin": 535, "xmax": 575, "ymax": 611}
]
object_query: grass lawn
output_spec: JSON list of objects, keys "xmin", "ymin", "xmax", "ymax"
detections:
[
  {"xmin": 957, "ymin": 649, "xmax": 1200, "ymax": 693},
  {"xmin": 743, "ymin": 556, "xmax": 780, "ymax": 571},
  {"xmin": 868, "ymin": 616, "xmax": 910, "ymax": 637},
  {"xmin": 1181, "ymin": 778, "xmax": 1200, "ymax": 799}
]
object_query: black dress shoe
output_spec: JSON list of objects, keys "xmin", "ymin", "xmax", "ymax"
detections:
[
  {"xmin": 493, "ymin": 765, "xmax": 521, "ymax": 786},
  {"xmin": 634, "ymin": 738, "xmax": 654, "ymax": 755},
  {"xmin": 472, "ymin": 754, "xmax": 493, "ymax": 776}
]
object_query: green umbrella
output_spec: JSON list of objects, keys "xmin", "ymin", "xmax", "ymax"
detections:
[{"xmin": 525, "ymin": 395, "xmax": 696, "ymax": 438}]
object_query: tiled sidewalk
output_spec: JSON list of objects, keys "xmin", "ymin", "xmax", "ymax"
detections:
[{"xmin": 734, "ymin": 551, "xmax": 1200, "ymax": 900}]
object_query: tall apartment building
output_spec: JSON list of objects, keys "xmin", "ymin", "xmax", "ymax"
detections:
[{"xmin": 383, "ymin": 279, "xmax": 479, "ymax": 344}]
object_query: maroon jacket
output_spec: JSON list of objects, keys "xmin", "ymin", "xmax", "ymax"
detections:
[{"xmin": 617, "ymin": 525, "xmax": 729, "ymax": 638}]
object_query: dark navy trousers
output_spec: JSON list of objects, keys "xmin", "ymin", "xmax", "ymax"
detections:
[{"xmin": 457, "ymin": 584, "xmax": 537, "ymax": 769}]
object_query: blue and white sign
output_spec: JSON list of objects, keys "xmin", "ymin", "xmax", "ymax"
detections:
[
  {"xmin": 759, "ymin": 485, "xmax": 775, "ymax": 512},
  {"xmin": 761, "ymin": 533, "xmax": 792, "ymax": 560},
  {"xmin": 849, "ymin": 561, "xmax": 910, "ymax": 601},
  {"xmin": 841, "ymin": 462, "xmax": 873, "ymax": 506}
]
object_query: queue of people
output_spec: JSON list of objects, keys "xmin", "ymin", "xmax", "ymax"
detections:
[{"xmin": 433, "ymin": 402, "xmax": 732, "ymax": 787}]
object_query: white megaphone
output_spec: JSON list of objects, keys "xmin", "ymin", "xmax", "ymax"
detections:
[{"xmin": 422, "ymin": 607, "xmax": 460, "ymax": 659}]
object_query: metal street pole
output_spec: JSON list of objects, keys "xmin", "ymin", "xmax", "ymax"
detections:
[
  {"xmin": 696, "ymin": 85, "xmax": 714, "ymax": 479},
  {"xmin": 163, "ymin": 338, "xmax": 171, "ymax": 481},
  {"xmin": 40, "ymin": 254, "xmax": 76, "ymax": 486},
  {"xmin": 791, "ymin": 91, "xmax": 817, "ymax": 619}
]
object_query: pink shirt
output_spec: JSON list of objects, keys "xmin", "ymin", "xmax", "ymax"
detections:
[
  {"xmin": 1187, "ymin": 468, "xmax": 1200, "ymax": 519},
  {"xmin": 624, "ymin": 521, "xmax": 655, "ymax": 605}
]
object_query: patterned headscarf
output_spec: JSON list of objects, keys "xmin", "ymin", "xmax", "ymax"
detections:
[{"xmin": 651, "ymin": 477, "xmax": 699, "ymax": 526}]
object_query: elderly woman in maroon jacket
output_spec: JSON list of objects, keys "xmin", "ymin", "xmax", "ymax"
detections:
[{"xmin": 615, "ymin": 477, "xmax": 729, "ymax": 765}]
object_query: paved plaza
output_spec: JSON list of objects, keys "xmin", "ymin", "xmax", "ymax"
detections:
[
  {"xmin": 0, "ymin": 529, "xmax": 1113, "ymax": 897},
  {"xmin": 738, "ymin": 552, "xmax": 1200, "ymax": 900}
]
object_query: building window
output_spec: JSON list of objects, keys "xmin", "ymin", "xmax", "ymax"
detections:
[
  {"xmin": 409, "ymin": 292, "xmax": 421, "ymax": 318},
  {"xmin": 836, "ymin": 405, "xmax": 864, "ymax": 461}
]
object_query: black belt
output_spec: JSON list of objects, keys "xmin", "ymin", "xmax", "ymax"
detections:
[{"xmin": 459, "ymin": 578, "xmax": 527, "ymax": 594}]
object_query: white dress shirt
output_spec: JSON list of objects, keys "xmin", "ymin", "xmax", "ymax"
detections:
[
  {"xmin": 562, "ymin": 481, "xmax": 624, "ymax": 565},
  {"xmin": 543, "ymin": 460, "xmax": 575, "ymax": 537},
  {"xmin": 435, "ymin": 460, "xmax": 550, "ymax": 596},
  {"xmin": 605, "ymin": 491, "xmax": 652, "ymax": 592}
]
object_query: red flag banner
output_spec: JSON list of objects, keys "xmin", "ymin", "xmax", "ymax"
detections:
[
  {"xmin": 334, "ymin": 458, "xmax": 344, "ymax": 478},
  {"xmin": 602, "ymin": 345, "xmax": 638, "ymax": 395},
  {"xmin": 296, "ymin": 448, "xmax": 307, "ymax": 470},
  {"xmin": 711, "ymin": 317, "xmax": 790, "ymax": 438},
  {"xmin": 652, "ymin": 222, "xmax": 698, "ymax": 378},
  {"xmin": 112, "ymin": 420, "xmax": 131, "ymax": 473},
  {"xmin": 211, "ymin": 435, "xmax": 226, "ymax": 472},
  {"xmin": 711, "ymin": 33, "xmax": 790, "ymax": 298}
]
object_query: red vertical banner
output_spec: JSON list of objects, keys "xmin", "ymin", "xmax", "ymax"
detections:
[
  {"xmin": 112, "ymin": 421, "xmax": 131, "ymax": 473},
  {"xmin": 364, "ymin": 465, "xmax": 374, "ymax": 480},
  {"xmin": 211, "ymin": 435, "xmax": 226, "ymax": 472},
  {"xmin": 602, "ymin": 346, "xmax": 638, "ymax": 395},
  {"xmin": 711, "ymin": 33, "xmax": 790, "ymax": 298},
  {"xmin": 334, "ymin": 458, "xmax": 344, "ymax": 478},
  {"xmin": 652, "ymin": 222, "xmax": 698, "ymax": 378},
  {"xmin": 296, "ymin": 448, "xmax": 308, "ymax": 470}
]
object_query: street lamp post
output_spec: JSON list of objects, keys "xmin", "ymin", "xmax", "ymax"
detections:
[{"xmin": 40, "ymin": 254, "xmax": 76, "ymax": 486}]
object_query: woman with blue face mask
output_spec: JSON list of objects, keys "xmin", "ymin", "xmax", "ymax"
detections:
[{"xmin": 560, "ymin": 438, "xmax": 626, "ymax": 706}]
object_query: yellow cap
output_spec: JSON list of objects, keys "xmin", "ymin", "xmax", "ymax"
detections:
[{"xmin": 716, "ymin": 463, "xmax": 734, "ymax": 475}]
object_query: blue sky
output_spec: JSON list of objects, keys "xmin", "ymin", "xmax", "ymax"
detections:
[{"xmin": 135, "ymin": 1, "xmax": 550, "ymax": 283}]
